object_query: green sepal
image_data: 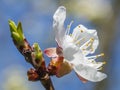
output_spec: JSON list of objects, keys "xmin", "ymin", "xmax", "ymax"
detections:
[
  {"xmin": 33, "ymin": 43, "xmax": 43, "ymax": 60},
  {"xmin": 32, "ymin": 43, "xmax": 43, "ymax": 67}
]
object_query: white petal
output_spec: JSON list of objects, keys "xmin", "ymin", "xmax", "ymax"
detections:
[
  {"xmin": 72, "ymin": 24, "xmax": 88, "ymax": 40},
  {"xmin": 53, "ymin": 6, "xmax": 66, "ymax": 46},
  {"xmin": 53, "ymin": 6, "xmax": 66, "ymax": 26},
  {"xmin": 84, "ymin": 59, "xmax": 104, "ymax": 69},
  {"xmin": 61, "ymin": 35, "xmax": 84, "ymax": 64},
  {"xmin": 73, "ymin": 64, "xmax": 107, "ymax": 82},
  {"xmin": 92, "ymin": 62, "xmax": 104, "ymax": 69},
  {"xmin": 63, "ymin": 42, "xmax": 78, "ymax": 61},
  {"xmin": 72, "ymin": 25, "xmax": 99, "ymax": 55},
  {"xmin": 85, "ymin": 29, "xmax": 99, "ymax": 54}
]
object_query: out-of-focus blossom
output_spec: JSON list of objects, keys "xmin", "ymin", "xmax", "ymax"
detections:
[
  {"xmin": 45, "ymin": 6, "xmax": 107, "ymax": 82},
  {"xmin": 2, "ymin": 66, "xmax": 30, "ymax": 90},
  {"xmin": 61, "ymin": 0, "xmax": 113, "ymax": 20}
]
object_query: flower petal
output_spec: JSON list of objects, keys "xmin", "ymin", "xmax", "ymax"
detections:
[
  {"xmin": 53, "ymin": 6, "xmax": 66, "ymax": 26},
  {"xmin": 62, "ymin": 36, "xmax": 84, "ymax": 63},
  {"xmin": 72, "ymin": 25, "xmax": 99, "ymax": 55},
  {"xmin": 83, "ymin": 58, "xmax": 105, "ymax": 70},
  {"xmin": 73, "ymin": 64, "xmax": 107, "ymax": 82},
  {"xmin": 76, "ymin": 73, "xmax": 88, "ymax": 83},
  {"xmin": 80, "ymin": 29, "xmax": 99, "ymax": 55},
  {"xmin": 44, "ymin": 48, "xmax": 58, "ymax": 57},
  {"xmin": 62, "ymin": 41, "xmax": 79, "ymax": 61},
  {"xmin": 53, "ymin": 6, "xmax": 66, "ymax": 46}
]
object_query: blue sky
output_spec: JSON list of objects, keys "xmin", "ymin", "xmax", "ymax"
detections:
[{"xmin": 0, "ymin": 0, "xmax": 120, "ymax": 90}]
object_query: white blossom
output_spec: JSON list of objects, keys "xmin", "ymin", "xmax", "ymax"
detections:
[{"xmin": 46, "ymin": 6, "xmax": 107, "ymax": 82}]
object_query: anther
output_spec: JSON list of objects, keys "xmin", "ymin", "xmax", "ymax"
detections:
[
  {"xmin": 82, "ymin": 48, "xmax": 85, "ymax": 51},
  {"xmin": 90, "ymin": 38, "xmax": 94, "ymax": 41},
  {"xmin": 80, "ymin": 30, "xmax": 83, "ymax": 33},
  {"xmin": 97, "ymin": 53, "xmax": 104, "ymax": 57},
  {"xmin": 91, "ymin": 47, "xmax": 94, "ymax": 51},
  {"xmin": 66, "ymin": 20, "xmax": 74, "ymax": 35},
  {"xmin": 87, "ymin": 53, "xmax": 104, "ymax": 60},
  {"xmin": 102, "ymin": 61, "xmax": 106, "ymax": 64},
  {"xmin": 76, "ymin": 41, "xmax": 80, "ymax": 45},
  {"xmin": 78, "ymin": 25, "xmax": 80, "ymax": 28},
  {"xmin": 98, "ymin": 67, "xmax": 103, "ymax": 70}
]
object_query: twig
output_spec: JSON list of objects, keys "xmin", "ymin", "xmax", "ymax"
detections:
[{"xmin": 8, "ymin": 20, "xmax": 55, "ymax": 90}]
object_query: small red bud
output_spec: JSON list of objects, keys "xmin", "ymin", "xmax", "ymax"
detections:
[{"xmin": 27, "ymin": 68, "xmax": 40, "ymax": 81}]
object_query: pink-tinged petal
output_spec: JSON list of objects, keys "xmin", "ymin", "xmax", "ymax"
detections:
[
  {"xmin": 76, "ymin": 73, "xmax": 88, "ymax": 83},
  {"xmin": 56, "ymin": 46, "xmax": 63, "ymax": 56},
  {"xmin": 44, "ymin": 48, "xmax": 58, "ymax": 57}
]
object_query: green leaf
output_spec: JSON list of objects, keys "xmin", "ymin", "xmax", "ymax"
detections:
[
  {"xmin": 17, "ymin": 22, "xmax": 24, "ymax": 39},
  {"xmin": 8, "ymin": 20, "xmax": 25, "ymax": 45},
  {"xmin": 9, "ymin": 20, "xmax": 17, "ymax": 32},
  {"xmin": 11, "ymin": 32, "xmax": 21, "ymax": 42}
]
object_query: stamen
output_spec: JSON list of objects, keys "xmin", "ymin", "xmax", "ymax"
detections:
[
  {"xmin": 81, "ymin": 38, "xmax": 94, "ymax": 51},
  {"xmin": 91, "ymin": 60, "xmax": 95, "ymax": 63},
  {"xmin": 91, "ymin": 47, "xmax": 94, "ymax": 51},
  {"xmin": 65, "ymin": 20, "xmax": 74, "ymax": 35},
  {"xmin": 74, "ymin": 37, "xmax": 85, "ymax": 45},
  {"xmin": 98, "ymin": 67, "xmax": 103, "ymax": 70},
  {"xmin": 82, "ymin": 48, "xmax": 85, "ymax": 51},
  {"xmin": 78, "ymin": 25, "xmax": 80, "ymax": 28},
  {"xmin": 69, "ymin": 34, "xmax": 72, "ymax": 37},
  {"xmin": 97, "ymin": 53, "xmax": 104, "ymax": 57},
  {"xmin": 90, "ymin": 38, "xmax": 94, "ymax": 49},
  {"xmin": 102, "ymin": 61, "xmax": 106, "ymax": 64},
  {"xmin": 97, "ymin": 61, "xmax": 106, "ymax": 70},
  {"xmin": 90, "ymin": 38, "xmax": 94, "ymax": 41},
  {"xmin": 76, "ymin": 37, "xmax": 95, "ymax": 55},
  {"xmin": 84, "ymin": 38, "xmax": 94, "ymax": 46},
  {"xmin": 86, "ymin": 42, "xmax": 91, "ymax": 47},
  {"xmin": 87, "ymin": 53, "xmax": 104, "ymax": 59},
  {"xmin": 76, "ymin": 41, "xmax": 80, "ymax": 45}
]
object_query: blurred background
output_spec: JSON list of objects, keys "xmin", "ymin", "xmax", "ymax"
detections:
[{"xmin": 0, "ymin": 0, "xmax": 120, "ymax": 90}]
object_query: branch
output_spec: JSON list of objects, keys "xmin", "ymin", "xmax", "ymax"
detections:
[{"xmin": 8, "ymin": 20, "xmax": 54, "ymax": 90}]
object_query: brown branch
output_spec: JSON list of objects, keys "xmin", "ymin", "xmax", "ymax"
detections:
[
  {"xmin": 27, "ymin": 68, "xmax": 54, "ymax": 90},
  {"xmin": 16, "ymin": 39, "xmax": 55, "ymax": 90},
  {"xmin": 40, "ymin": 77, "xmax": 55, "ymax": 90},
  {"xmin": 9, "ymin": 20, "xmax": 55, "ymax": 90}
]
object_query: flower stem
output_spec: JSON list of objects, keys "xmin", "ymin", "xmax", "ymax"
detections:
[{"xmin": 41, "ymin": 77, "xmax": 54, "ymax": 90}]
